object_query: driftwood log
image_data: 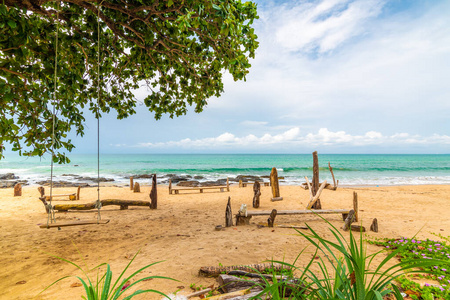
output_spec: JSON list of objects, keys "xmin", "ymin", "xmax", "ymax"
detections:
[
  {"xmin": 39, "ymin": 199, "xmax": 152, "ymax": 212},
  {"xmin": 328, "ymin": 162, "xmax": 339, "ymax": 190},
  {"xmin": 311, "ymin": 151, "xmax": 321, "ymax": 209},
  {"xmin": 149, "ymin": 174, "xmax": 157, "ymax": 209},
  {"xmin": 129, "ymin": 176, "xmax": 133, "ymax": 190},
  {"xmin": 252, "ymin": 181, "xmax": 261, "ymax": 208},
  {"xmin": 199, "ymin": 263, "xmax": 291, "ymax": 277},
  {"xmin": 133, "ymin": 182, "xmax": 140, "ymax": 193},
  {"xmin": 370, "ymin": 218, "xmax": 378, "ymax": 232},
  {"xmin": 350, "ymin": 225, "xmax": 366, "ymax": 232},
  {"xmin": 226, "ymin": 197, "xmax": 233, "ymax": 227},
  {"xmin": 218, "ymin": 274, "xmax": 263, "ymax": 293},
  {"xmin": 305, "ymin": 179, "xmax": 327, "ymax": 209},
  {"xmin": 14, "ymin": 183, "xmax": 22, "ymax": 197},
  {"xmin": 268, "ymin": 209, "xmax": 277, "ymax": 228}
]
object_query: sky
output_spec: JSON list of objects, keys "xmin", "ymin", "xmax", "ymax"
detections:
[{"xmin": 69, "ymin": 0, "xmax": 450, "ymax": 154}]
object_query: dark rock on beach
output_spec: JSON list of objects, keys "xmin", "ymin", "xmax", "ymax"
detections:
[
  {"xmin": 36, "ymin": 180, "xmax": 90, "ymax": 187},
  {"xmin": 0, "ymin": 173, "xmax": 19, "ymax": 180},
  {"xmin": 176, "ymin": 181, "xmax": 200, "ymax": 187},
  {"xmin": 0, "ymin": 180, "xmax": 28, "ymax": 189},
  {"xmin": 76, "ymin": 176, "xmax": 115, "ymax": 182},
  {"xmin": 232, "ymin": 175, "xmax": 263, "ymax": 183}
]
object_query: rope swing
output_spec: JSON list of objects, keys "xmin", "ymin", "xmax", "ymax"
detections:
[{"xmin": 40, "ymin": 1, "xmax": 108, "ymax": 229}]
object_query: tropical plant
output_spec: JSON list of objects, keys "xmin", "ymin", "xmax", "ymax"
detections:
[
  {"xmin": 0, "ymin": 0, "xmax": 259, "ymax": 162},
  {"xmin": 252, "ymin": 221, "xmax": 449, "ymax": 300},
  {"xmin": 40, "ymin": 250, "xmax": 175, "ymax": 299}
]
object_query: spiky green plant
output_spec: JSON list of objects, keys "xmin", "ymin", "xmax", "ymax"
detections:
[
  {"xmin": 40, "ymin": 249, "xmax": 175, "ymax": 299},
  {"xmin": 254, "ymin": 220, "xmax": 449, "ymax": 300}
]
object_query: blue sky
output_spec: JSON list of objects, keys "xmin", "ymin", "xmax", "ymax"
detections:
[{"xmin": 71, "ymin": 0, "xmax": 450, "ymax": 154}]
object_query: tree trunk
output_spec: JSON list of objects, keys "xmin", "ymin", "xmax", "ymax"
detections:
[
  {"xmin": 226, "ymin": 197, "xmax": 233, "ymax": 227},
  {"xmin": 311, "ymin": 151, "xmax": 321, "ymax": 209},
  {"xmin": 252, "ymin": 181, "xmax": 261, "ymax": 208},
  {"xmin": 150, "ymin": 174, "xmax": 157, "ymax": 209},
  {"xmin": 218, "ymin": 274, "xmax": 262, "ymax": 293}
]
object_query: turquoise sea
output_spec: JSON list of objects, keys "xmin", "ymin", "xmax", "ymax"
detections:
[{"xmin": 1, "ymin": 154, "xmax": 449, "ymax": 186}]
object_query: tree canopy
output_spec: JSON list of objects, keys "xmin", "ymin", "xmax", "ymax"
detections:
[{"xmin": 0, "ymin": 0, "xmax": 258, "ymax": 163}]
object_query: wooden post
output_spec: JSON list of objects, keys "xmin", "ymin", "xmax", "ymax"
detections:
[
  {"xmin": 150, "ymin": 174, "xmax": 157, "ymax": 209},
  {"xmin": 168, "ymin": 179, "xmax": 172, "ymax": 194},
  {"xmin": 226, "ymin": 197, "xmax": 233, "ymax": 227},
  {"xmin": 306, "ymin": 180, "xmax": 327, "ymax": 209},
  {"xmin": 14, "ymin": 183, "xmax": 22, "ymax": 197},
  {"xmin": 370, "ymin": 218, "xmax": 378, "ymax": 232},
  {"xmin": 353, "ymin": 192, "xmax": 358, "ymax": 222},
  {"xmin": 268, "ymin": 209, "xmax": 277, "ymax": 228},
  {"xmin": 76, "ymin": 186, "xmax": 81, "ymax": 200},
  {"xmin": 239, "ymin": 180, "xmax": 243, "ymax": 188},
  {"xmin": 133, "ymin": 182, "xmax": 140, "ymax": 193},
  {"xmin": 311, "ymin": 151, "xmax": 321, "ymax": 209},
  {"xmin": 38, "ymin": 186, "xmax": 45, "ymax": 198},
  {"xmin": 129, "ymin": 176, "xmax": 134, "ymax": 190},
  {"xmin": 226, "ymin": 178, "xmax": 230, "ymax": 191},
  {"xmin": 252, "ymin": 181, "xmax": 261, "ymax": 208},
  {"xmin": 270, "ymin": 167, "xmax": 282, "ymax": 201}
]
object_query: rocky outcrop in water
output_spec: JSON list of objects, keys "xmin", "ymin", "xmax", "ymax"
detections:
[
  {"xmin": 36, "ymin": 180, "xmax": 91, "ymax": 187},
  {"xmin": 0, "ymin": 173, "xmax": 19, "ymax": 180}
]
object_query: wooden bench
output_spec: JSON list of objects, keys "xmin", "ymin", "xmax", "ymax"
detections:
[
  {"xmin": 239, "ymin": 181, "xmax": 270, "ymax": 187},
  {"xmin": 236, "ymin": 209, "xmax": 352, "ymax": 225},
  {"xmin": 169, "ymin": 178, "xmax": 230, "ymax": 194},
  {"xmin": 38, "ymin": 186, "xmax": 81, "ymax": 201}
]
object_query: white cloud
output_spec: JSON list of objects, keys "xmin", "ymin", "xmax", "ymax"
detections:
[
  {"xmin": 274, "ymin": 0, "xmax": 385, "ymax": 53},
  {"xmin": 240, "ymin": 120, "xmax": 269, "ymax": 127},
  {"xmin": 131, "ymin": 128, "xmax": 450, "ymax": 150}
]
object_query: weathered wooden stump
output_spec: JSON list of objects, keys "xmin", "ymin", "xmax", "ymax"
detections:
[
  {"xmin": 129, "ymin": 176, "xmax": 134, "ymax": 190},
  {"xmin": 270, "ymin": 167, "xmax": 282, "ymax": 201},
  {"xmin": 133, "ymin": 182, "xmax": 140, "ymax": 193},
  {"xmin": 38, "ymin": 186, "xmax": 45, "ymax": 197},
  {"xmin": 268, "ymin": 209, "xmax": 277, "ymax": 228},
  {"xmin": 149, "ymin": 174, "xmax": 157, "ymax": 209},
  {"xmin": 252, "ymin": 181, "xmax": 261, "ymax": 208},
  {"xmin": 236, "ymin": 215, "xmax": 251, "ymax": 226},
  {"xmin": 342, "ymin": 209, "xmax": 355, "ymax": 231},
  {"xmin": 311, "ymin": 151, "xmax": 321, "ymax": 209},
  {"xmin": 226, "ymin": 197, "xmax": 233, "ymax": 227},
  {"xmin": 14, "ymin": 183, "xmax": 22, "ymax": 197},
  {"xmin": 239, "ymin": 180, "xmax": 243, "ymax": 188},
  {"xmin": 370, "ymin": 218, "xmax": 378, "ymax": 232},
  {"xmin": 218, "ymin": 274, "xmax": 262, "ymax": 293}
]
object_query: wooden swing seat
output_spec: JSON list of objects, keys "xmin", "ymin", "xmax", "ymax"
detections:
[{"xmin": 39, "ymin": 219, "xmax": 110, "ymax": 228}]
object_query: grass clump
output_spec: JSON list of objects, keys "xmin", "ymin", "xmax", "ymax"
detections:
[{"xmin": 40, "ymin": 249, "xmax": 175, "ymax": 300}]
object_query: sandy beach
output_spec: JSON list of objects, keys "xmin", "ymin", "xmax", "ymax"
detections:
[{"xmin": 1, "ymin": 183, "xmax": 450, "ymax": 299}]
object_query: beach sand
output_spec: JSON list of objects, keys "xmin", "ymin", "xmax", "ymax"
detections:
[{"xmin": 1, "ymin": 183, "xmax": 449, "ymax": 299}]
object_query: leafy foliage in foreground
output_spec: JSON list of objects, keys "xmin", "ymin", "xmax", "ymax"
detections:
[
  {"xmin": 0, "ymin": 0, "xmax": 259, "ymax": 162},
  {"xmin": 40, "ymin": 250, "xmax": 175, "ymax": 299},
  {"xmin": 251, "ymin": 222, "xmax": 449, "ymax": 300}
]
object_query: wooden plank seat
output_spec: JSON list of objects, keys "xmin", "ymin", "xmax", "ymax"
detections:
[
  {"xmin": 240, "ymin": 182, "xmax": 270, "ymax": 188},
  {"xmin": 38, "ymin": 186, "xmax": 81, "ymax": 201},
  {"xmin": 169, "ymin": 178, "xmax": 230, "ymax": 195}
]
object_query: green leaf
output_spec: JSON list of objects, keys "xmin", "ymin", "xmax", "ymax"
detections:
[{"xmin": 7, "ymin": 20, "xmax": 17, "ymax": 29}]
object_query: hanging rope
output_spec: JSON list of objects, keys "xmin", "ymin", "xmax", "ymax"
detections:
[
  {"xmin": 95, "ymin": 1, "xmax": 103, "ymax": 223},
  {"xmin": 48, "ymin": 0, "xmax": 61, "ymax": 228}
]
